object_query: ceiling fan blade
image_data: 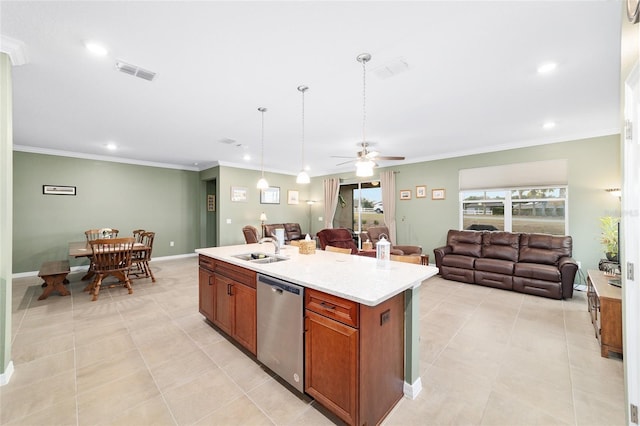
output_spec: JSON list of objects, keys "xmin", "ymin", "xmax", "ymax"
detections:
[
  {"xmin": 377, "ymin": 156, "xmax": 405, "ymax": 161},
  {"xmin": 330, "ymin": 155, "xmax": 357, "ymax": 159},
  {"xmin": 335, "ymin": 159, "xmax": 356, "ymax": 166}
]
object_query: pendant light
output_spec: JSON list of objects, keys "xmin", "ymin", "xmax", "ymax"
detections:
[
  {"xmin": 296, "ymin": 85, "xmax": 310, "ymax": 184},
  {"xmin": 355, "ymin": 53, "xmax": 374, "ymax": 178},
  {"xmin": 256, "ymin": 107, "xmax": 269, "ymax": 189}
]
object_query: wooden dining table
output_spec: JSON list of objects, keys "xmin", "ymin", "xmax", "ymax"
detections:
[{"xmin": 68, "ymin": 241, "xmax": 149, "ymax": 280}]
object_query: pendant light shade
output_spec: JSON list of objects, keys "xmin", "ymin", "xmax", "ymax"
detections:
[
  {"xmin": 257, "ymin": 107, "xmax": 269, "ymax": 189},
  {"xmin": 296, "ymin": 85, "xmax": 310, "ymax": 184}
]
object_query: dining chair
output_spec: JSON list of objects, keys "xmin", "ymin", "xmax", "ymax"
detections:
[
  {"xmin": 87, "ymin": 237, "xmax": 135, "ymax": 301},
  {"xmin": 133, "ymin": 229, "xmax": 145, "ymax": 243},
  {"xmin": 85, "ymin": 228, "xmax": 119, "ymax": 241},
  {"xmin": 390, "ymin": 254, "xmax": 421, "ymax": 264},
  {"xmin": 325, "ymin": 245, "xmax": 353, "ymax": 255},
  {"xmin": 129, "ymin": 231, "xmax": 156, "ymax": 282}
]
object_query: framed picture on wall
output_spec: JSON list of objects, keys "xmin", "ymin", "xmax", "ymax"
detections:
[
  {"xmin": 261, "ymin": 187, "xmax": 280, "ymax": 204},
  {"xmin": 432, "ymin": 188, "xmax": 446, "ymax": 200},
  {"xmin": 207, "ymin": 194, "xmax": 216, "ymax": 211},
  {"xmin": 231, "ymin": 186, "xmax": 247, "ymax": 202},
  {"xmin": 416, "ymin": 186, "xmax": 427, "ymax": 198},
  {"xmin": 399, "ymin": 189, "xmax": 412, "ymax": 200},
  {"xmin": 287, "ymin": 190, "xmax": 299, "ymax": 205},
  {"xmin": 43, "ymin": 185, "xmax": 76, "ymax": 196}
]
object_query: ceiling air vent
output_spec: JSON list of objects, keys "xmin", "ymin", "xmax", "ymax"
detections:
[{"xmin": 115, "ymin": 60, "xmax": 157, "ymax": 82}]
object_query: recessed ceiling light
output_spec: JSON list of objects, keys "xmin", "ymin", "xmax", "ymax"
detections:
[
  {"xmin": 106, "ymin": 142, "xmax": 117, "ymax": 150},
  {"xmin": 537, "ymin": 62, "xmax": 557, "ymax": 74},
  {"xmin": 85, "ymin": 41, "xmax": 108, "ymax": 57},
  {"xmin": 243, "ymin": 153, "xmax": 251, "ymax": 161},
  {"xmin": 543, "ymin": 121, "xmax": 556, "ymax": 129}
]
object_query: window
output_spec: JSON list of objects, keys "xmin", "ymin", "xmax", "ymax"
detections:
[{"xmin": 460, "ymin": 186, "xmax": 567, "ymax": 235}]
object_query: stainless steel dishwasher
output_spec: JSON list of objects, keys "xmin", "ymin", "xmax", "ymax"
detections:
[{"xmin": 257, "ymin": 274, "xmax": 304, "ymax": 393}]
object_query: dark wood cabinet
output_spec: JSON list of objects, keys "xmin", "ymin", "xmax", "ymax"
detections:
[
  {"xmin": 198, "ymin": 255, "xmax": 257, "ymax": 355},
  {"xmin": 198, "ymin": 257, "xmax": 215, "ymax": 322},
  {"xmin": 587, "ymin": 269, "xmax": 623, "ymax": 358},
  {"xmin": 304, "ymin": 288, "xmax": 404, "ymax": 426}
]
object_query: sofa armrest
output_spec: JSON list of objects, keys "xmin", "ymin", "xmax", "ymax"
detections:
[
  {"xmin": 393, "ymin": 245, "xmax": 422, "ymax": 256},
  {"xmin": 433, "ymin": 246, "xmax": 452, "ymax": 271},
  {"xmin": 558, "ymin": 256, "xmax": 578, "ymax": 299}
]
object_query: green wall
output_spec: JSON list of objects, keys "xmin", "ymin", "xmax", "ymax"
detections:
[
  {"xmin": 210, "ymin": 166, "xmax": 312, "ymax": 247},
  {"xmin": 13, "ymin": 152, "xmax": 201, "ymax": 273},
  {"xmin": 313, "ymin": 135, "xmax": 620, "ymax": 273},
  {"xmin": 13, "ymin": 134, "xmax": 620, "ymax": 276}
]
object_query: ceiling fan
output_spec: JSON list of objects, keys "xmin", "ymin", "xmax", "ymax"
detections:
[
  {"xmin": 334, "ymin": 52, "xmax": 405, "ymax": 176},
  {"xmin": 332, "ymin": 142, "xmax": 405, "ymax": 166}
]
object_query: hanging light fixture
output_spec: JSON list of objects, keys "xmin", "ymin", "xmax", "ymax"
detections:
[
  {"xmin": 296, "ymin": 85, "xmax": 310, "ymax": 184},
  {"xmin": 256, "ymin": 107, "xmax": 269, "ymax": 189},
  {"xmin": 356, "ymin": 53, "xmax": 374, "ymax": 178}
]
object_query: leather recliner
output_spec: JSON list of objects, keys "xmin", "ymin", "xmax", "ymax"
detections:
[
  {"xmin": 363, "ymin": 225, "xmax": 422, "ymax": 256},
  {"xmin": 316, "ymin": 228, "xmax": 359, "ymax": 254}
]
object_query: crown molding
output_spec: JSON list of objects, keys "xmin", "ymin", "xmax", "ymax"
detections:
[{"xmin": 0, "ymin": 35, "xmax": 28, "ymax": 66}]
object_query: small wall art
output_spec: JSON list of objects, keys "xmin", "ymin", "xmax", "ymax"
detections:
[
  {"xmin": 43, "ymin": 185, "xmax": 76, "ymax": 196},
  {"xmin": 432, "ymin": 188, "xmax": 446, "ymax": 200},
  {"xmin": 261, "ymin": 187, "xmax": 280, "ymax": 204},
  {"xmin": 231, "ymin": 186, "xmax": 248, "ymax": 202},
  {"xmin": 399, "ymin": 189, "xmax": 412, "ymax": 200},
  {"xmin": 287, "ymin": 190, "xmax": 299, "ymax": 205},
  {"xmin": 416, "ymin": 185, "xmax": 427, "ymax": 198},
  {"xmin": 207, "ymin": 194, "xmax": 216, "ymax": 211}
]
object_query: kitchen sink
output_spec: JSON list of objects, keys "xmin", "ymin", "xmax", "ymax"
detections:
[{"xmin": 231, "ymin": 252, "xmax": 289, "ymax": 263}]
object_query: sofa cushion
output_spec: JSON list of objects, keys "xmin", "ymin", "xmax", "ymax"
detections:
[
  {"xmin": 519, "ymin": 234, "xmax": 572, "ymax": 265},
  {"xmin": 481, "ymin": 231, "xmax": 520, "ymax": 262},
  {"xmin": 447, "ymin": 230, "xmax": 482, "ymax": 257},
  {"xmin": 475, "ymin": 258, "xmax": 515, "ymax": 275},
  {"xmin": 514, "ymin": 262, "xmax": 561, "ymax": 282},
  {"xmin": 442, "ymin": 254, "xmax": 476, "ymax": 269},
  {"xmin": 284, "ymin": 223, "xmax": 303, "ymax": 240}
]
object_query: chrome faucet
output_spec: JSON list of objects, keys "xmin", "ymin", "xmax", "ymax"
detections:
[{"xmin": 259, "ymin": 237, "xmax": 280, "ymax": 254}]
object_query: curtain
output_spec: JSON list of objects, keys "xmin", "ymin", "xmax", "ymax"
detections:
[
  {"xmin": 380, "ymin": 171, "xmax": 397, "ymax": 244},
  {"xmin": 323, "ymin": 178, "xmax": 340, "ymax": 229}
]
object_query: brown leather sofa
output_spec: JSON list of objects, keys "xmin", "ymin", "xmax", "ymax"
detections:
[
  {"xmin": 316, "ymin": 228, "xmax": 359, "ymax": 254},
  {"xmin": 362, "ymin": 225, "xmax": 422, "ymax": 256},
  {"xmin": 434, "ymin": 230, "xmax": 578, "ymax": 299},
  {"xmin": 263, "ymin": 223, "xmax": 305, "ymax": 244}
]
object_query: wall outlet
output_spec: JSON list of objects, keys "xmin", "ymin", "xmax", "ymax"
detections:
[
  {"xmin": 170, "ymin": 241, "xmax": 174, "ymax": 247},
  {"xmin": 577, "ymin": 260, "xmax": 581, "ymax": 269},
  {"xmin": 318, "ymin": 216, "xmax": 323, "ymax": 221},
  {"xmin": 226, "ymin": 218, "xmax": 232, "ymax": 224}
]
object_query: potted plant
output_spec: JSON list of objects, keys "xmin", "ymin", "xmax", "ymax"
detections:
[{"xmin": 599, "ymin": 216, "xmax": 619, "ymax": 261}]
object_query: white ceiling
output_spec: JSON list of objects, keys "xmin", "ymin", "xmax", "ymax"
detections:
[{"xmin": 1, "ymin": 1, "xmax": 622, "ymax": 176}]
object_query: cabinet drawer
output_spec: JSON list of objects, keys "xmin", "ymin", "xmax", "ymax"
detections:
[
  {"xmin": 305, "ymin": 288, "xmax": 359, "ymax": 328},
  {"xmin": 199, "ymin": 254, "xmax": 215, "ymax": 272},
  {"xmin": 214, "ymin": 259, "xmax": 257, "ymax": 288}
]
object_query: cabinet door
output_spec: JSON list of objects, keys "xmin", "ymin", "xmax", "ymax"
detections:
[
  {"xmin": 213, "ymin": 273, "xmax": 233, "ymax": 335},
  {"xmin": 305, "ymin": 310, "xmax": 358, "ymax": 425},
  {"xmin": 232, "ymin": 282, "xmax": 257, "ymax": 355},
  {"xmin": 198, "ymin": 268, "xmax": 215, "ymax": 322}
]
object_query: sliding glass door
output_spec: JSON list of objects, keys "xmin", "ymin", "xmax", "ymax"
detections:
[{"xmin": 334, "ymin": 181, "xmax": 383, "ymax": 248}]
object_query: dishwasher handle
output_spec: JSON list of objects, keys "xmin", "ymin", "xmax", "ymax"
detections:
[{"xmin": 257, "ymin": 274, "xmax": 302, "ymax": 296}]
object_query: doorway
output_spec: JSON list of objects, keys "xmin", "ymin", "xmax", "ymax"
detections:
[{"xmin": 334, "ymin": 180, "xmax": 383, "ymax": 248}]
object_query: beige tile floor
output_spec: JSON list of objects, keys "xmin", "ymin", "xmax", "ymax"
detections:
[{"xmin": 2, "ymin": 257, "xmax": 625, "ymax": 425}]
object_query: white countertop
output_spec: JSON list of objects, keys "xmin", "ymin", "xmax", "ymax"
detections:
[{"xmin": 196, "ymin": 243, "xmax": 438, "ymax": 306}]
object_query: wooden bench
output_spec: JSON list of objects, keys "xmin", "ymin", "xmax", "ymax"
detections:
[{"xmin": 38, "ymin": 260, "xmax": 71, "ymax": 300}]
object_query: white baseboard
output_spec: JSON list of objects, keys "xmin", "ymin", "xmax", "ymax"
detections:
[
  {"xmin": 12, "ymin": 252, "xmax": 197, "ymax": 279},
  {"xmin": 403, "ymin": 377, "xmax": 422, "ymax": 399},
  {"xmin": 0, "ymin": 361, "xmax": 14, "ymax": 386}
]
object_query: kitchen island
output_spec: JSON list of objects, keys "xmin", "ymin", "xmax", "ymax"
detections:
[{"xmin": 196, "ymin": 243, "xmax": 437, "ymax": 425}]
